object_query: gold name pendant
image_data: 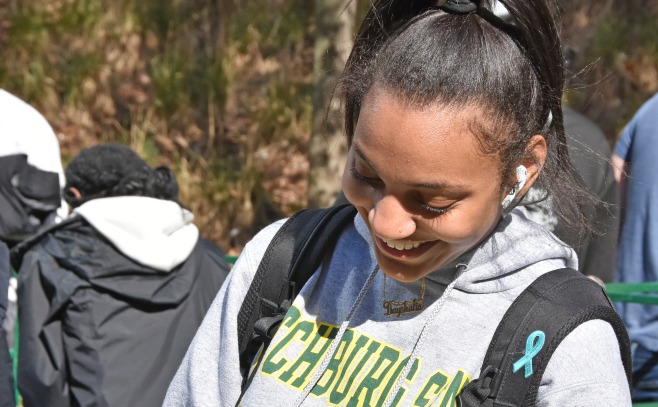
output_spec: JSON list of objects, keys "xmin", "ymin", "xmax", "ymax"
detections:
[
  {"xmin": 382, "ymin": 274, "xmax": 426, "ymax": 317},
  {"xmin": 383, "ymin": 298, "xmax": 424, "ymax": 317}
]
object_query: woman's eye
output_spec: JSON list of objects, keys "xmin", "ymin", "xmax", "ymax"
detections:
[
  {"xmin": 420, "ymin": 201, "xmax": 454, "ymax": 215},
  {"xmin": 350, "ymin": 167, "xmax": 381, "ymax": 184}
]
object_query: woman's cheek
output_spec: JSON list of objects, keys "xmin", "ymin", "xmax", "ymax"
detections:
[{"xmin": 428, "ymin": 210, "xmax": 493, "ymax": 243}]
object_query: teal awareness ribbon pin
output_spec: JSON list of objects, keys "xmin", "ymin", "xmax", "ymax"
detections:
[{"xmin": 512, "ymin": 330, "xmax": 545, "ymax": 378}]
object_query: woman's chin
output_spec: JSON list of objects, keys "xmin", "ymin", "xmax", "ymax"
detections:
[
  {"xmin": 374, "ymin": 240, "xmax": 451, "ymax": 282},
  {"xmin": 376, "ymin": 257, "xmax": 434, "ymax": 282}
]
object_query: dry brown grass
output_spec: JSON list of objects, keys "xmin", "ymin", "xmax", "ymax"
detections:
[{"xmin": 0, "ymin": 0, "xmax": 315, "ymax": 253}]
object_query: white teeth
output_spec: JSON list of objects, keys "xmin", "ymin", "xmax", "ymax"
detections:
[{"xmin": 385, "ymin": 240, "xmax": 421, "ymax": 251}]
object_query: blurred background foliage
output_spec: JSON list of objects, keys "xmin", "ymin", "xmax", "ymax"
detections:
[
  {"xmin": 560, "ymin": 0, "xmax": 658, "ymax": 137},
  {"xmin": 0, "ymin": 0, "xmax": 657, "ymax": 253}
]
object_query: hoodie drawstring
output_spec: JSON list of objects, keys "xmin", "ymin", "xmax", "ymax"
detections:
[
  {"xmin": 381, "ymin": 263, "xmax": 468, "ymax": 407},
  {"xmin": 291, "ymin": 264, "xmax": 380, "ymax": 407}
]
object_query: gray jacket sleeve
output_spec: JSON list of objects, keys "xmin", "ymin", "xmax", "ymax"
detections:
[
  {"xmin": 538, "ymin": 320, "xmax": 631, "ymax": 406},
  {"xmin": 577, "ymin": 164, "xmax": 619, "ymax": 283},
  {"xmin": 163, "ymin": 219, "xmax": 285, "ymax": 407}
]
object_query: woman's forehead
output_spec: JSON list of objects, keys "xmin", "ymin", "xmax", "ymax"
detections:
[
  {"xmin": 353, "ymin": 88, "xmax": 502, "ymax": 184},
  {"xmin": 357, "ymin": 86, "xmax": 491, "ymax": 146}
]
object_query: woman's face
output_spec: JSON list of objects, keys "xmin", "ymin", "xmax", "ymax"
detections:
[{"xmin": 342, "ymin": 86, "xmax": 508, "ymax": 282}]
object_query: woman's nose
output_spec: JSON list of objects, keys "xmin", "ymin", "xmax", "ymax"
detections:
[{"xmin": 368, "ymin": 195, "xmax": 416, "ymax": 239}]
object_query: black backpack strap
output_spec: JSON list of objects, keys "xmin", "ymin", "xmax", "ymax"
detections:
[
  {"xmin": 236, "ymin": 204, "xmax": 357, "ymax": 388},
  {"xmin": 459, "ymin": 268, "xmax": 632, "ymax": 407}
]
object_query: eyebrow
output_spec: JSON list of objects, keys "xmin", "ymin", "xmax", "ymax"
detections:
[
  {"xmin": 353, "ymin": 144, "xmax": 378, "ymax": 172},
  {"xmin": 353, "ymin": 145, "xmax": 469, "ymax": 194},
  {"xmin": 410, "ymin": 180, "xmax": 469, "ymax": 194}
]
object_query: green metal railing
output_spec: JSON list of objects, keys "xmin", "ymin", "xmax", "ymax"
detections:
[
  {"xmin": 634, "ymin": 401, "xmax": 658, "ymax": 406},
  {"xmin": 605, "ymin": 282, "xmax": 658, "ymax": 407},
  {"xmin": 606, "ymin": 282, "xmax": 658, "ymax": 305}
]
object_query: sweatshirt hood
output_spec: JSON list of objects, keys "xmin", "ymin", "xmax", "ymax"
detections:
[
  {"xmin": 354, "ymin": 206, "xmax": 578, "ymax": 293},
  {"xmin": 74, "ymin": 196, "xmax": 199, "ymax": 272}
]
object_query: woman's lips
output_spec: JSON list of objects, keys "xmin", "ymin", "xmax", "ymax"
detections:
[{"xmin": 375, "ymin": 237, "xmax": 433, "ymax": 260}]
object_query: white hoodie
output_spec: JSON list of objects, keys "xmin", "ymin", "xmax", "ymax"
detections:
[{"xmin": 73, "ymin": 196, "xmax": 199, "ymax": 272}]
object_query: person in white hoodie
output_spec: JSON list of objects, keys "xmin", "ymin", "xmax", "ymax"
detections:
[
  {"xmin": 164, "ymin": 0, "xmax": 631, "ymax": 406},
  {"xmin": 11, "ymin": 143, "xmax": 230, "ymax": 407}
]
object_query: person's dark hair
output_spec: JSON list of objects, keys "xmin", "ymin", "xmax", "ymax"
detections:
[
  {"xmin": 63, "ymin": 143, "xmax": 179, "ymax": 208},
  {"xmin": 340, "ymin": 0, "xmax": 594, "ymax": 240}
]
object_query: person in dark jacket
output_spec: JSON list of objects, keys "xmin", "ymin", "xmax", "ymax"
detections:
[
  {"xmin": 0, "ymin": 241, "xmax": 16, "ymax": 407},
  {"xmin": 11, "ymin": 143, "xmax": 230, "ymax": 407},
  {"xmin": 1, "ymin": 90, "xmax": 68, "ymax": 403}
]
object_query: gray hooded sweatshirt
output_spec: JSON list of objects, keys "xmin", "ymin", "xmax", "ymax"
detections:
[{"xmin": 164, "ymin": 208, "xmax": 631, "ymax": 406}]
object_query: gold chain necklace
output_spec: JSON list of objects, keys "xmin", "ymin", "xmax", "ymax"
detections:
[{"xmin": 382, "ymin": 274, "xmax": 426, "ymax": 317}]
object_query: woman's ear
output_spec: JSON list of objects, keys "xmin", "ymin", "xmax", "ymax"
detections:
[{"xmin": 517, "ymin": 134, "xmax": 547, "ymax": 196}]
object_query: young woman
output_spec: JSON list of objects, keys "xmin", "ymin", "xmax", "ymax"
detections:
[{"xmin": 164, "ymin": 1, "xmax": 631, "ymax": 405}]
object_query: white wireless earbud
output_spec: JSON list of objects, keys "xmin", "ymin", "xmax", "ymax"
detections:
[{"xmin": 501, "ymin": 165, "xmax": 528, "ymax": 210}]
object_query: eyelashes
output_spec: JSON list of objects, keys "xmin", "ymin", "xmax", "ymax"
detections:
[
  {"xmin": 349, "ymin": 166, "xmax": 455, "ymax": 216},
  {"xmin": 420, "ymin": 202, "xmax": 454, "ymax": 215},
  {"xmin": 350, "ymin": 166, "xmax": 381, "ymax": 184}
]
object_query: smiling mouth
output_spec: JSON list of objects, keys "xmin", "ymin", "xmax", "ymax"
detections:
[
  {"xmin": 383, "ymin": 239, "xmax": 422, "ymax": 251},
  {"xmin": 377, "ymin": 237, "xmax": 431, "ymax": 260}
]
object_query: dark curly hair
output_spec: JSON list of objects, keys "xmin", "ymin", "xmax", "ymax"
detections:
[{"xmin": 63, "ymin": 143, "xmax": 179, "ymax": 208}]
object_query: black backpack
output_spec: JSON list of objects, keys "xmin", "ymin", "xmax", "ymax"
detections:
[{"xmin": 236, "ymin": 204, "xmax": 632, "ymax": 406}]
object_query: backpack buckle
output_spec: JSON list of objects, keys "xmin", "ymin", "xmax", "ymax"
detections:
[
  {"xmin": 254, "ymin": 314, "xmax": 286, "ymax": 339},
  {"xmin": 457, "ymin": 365, "xmax": 498, "ymax": 406}
]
